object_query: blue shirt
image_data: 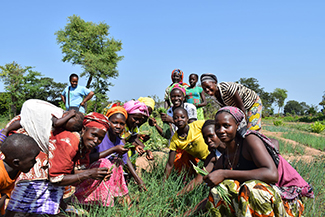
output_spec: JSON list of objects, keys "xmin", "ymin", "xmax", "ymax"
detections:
[{"xmin": 62, "ymin": 85, "xmax": 91, "ymax": 113}]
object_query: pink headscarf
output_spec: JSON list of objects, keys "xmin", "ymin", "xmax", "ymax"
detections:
[{"xmin": 123, "ymin": 100, "xmax": 149, "ymax": 117}]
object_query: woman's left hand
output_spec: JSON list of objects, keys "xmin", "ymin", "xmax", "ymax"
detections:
[{"xmin": 203, "ymin": 170, "xmax": 225, "ymax": 187}]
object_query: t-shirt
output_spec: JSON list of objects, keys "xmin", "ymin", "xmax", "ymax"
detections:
[
  {"xmin": 169, "ymin": 120, "xmax": 210, "ymax": 160},
  {"xmin": 62, "ymin": 85, "xmax": 91, "ymax": 113},
  {"xmin": 217, "ymin": 82, "xmax": 258, "ymax": 110},
  {"xmin": 0, "ymin": 160, "xmax": 20, "ymax": 214},
  {"xmin": 167, "ymin": 103, "xmax": 197, "ymax": 137},
  {"xmin": 186, "ymin": 86, "xmax": 203, "ymax": 106},
  {"xmin": 96, "ymin": 134, "xmax": 127, "ymax": 165}
]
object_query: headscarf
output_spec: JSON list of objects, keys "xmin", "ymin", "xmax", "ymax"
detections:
[
  {"xmin": 123, "ymin": 100, "xmax": 149, "ymax": 117},
  {"xmin": 105, "ymin": 106, "xmax": 128, "ymax": 120},
  {"xmin": 216, "ymin": 106, "xmax": 247, "ymax": 137},
  {"xmin": 200, "ymin": 73, "xmax": 218, "ymax": 83},
  {"xmin": 138, "ymin": 97, "xmax": 155, "ymax": 110},
  {"xmin": 171, "ymin": 69, "xmax": 184, "ymax": 83},
  {"xmin": 83, "ymin": 112, "xmax": 110, "ymax": 132},
  {"xmin": 169, "ymin": 83, "xmax": 187, "ymax": 96},
  {"xmin": 102, "ymin": 101, "xmax": 123, "ymax": 117}
]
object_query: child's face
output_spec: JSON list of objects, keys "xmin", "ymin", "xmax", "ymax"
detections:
[
  {"xmin": 172, "ymin": 72, "xmax": 181, "ymax": 83},
  {"xmin": 70, "ymin": 76, "xmax": 78, "ymax": 88},
  {"xmin": 170, "ymin": 89, "xmax": 184, "ymax": 108},
  {"xmin": 202, "ymin": 126, "xmax": 221, "ymax": 151},
  {"xmin": 189, "ymin": 75, "xmax": 198, "ymax": 87},
  {"xmin": 173, "ymin": 109, "xmax": 188, "ymax": 129},
  {"xmin": 18, "ymin": 152, "xmax": 39, "ymax": 173},
  {"xmin": 108, "ymin": 114, "xmax": 126, "ymax": 136}
]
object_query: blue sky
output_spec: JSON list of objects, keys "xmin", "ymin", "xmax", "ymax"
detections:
[{"xmin": 1, "ymin": 0, "xmax": 324, "ymax": 110}]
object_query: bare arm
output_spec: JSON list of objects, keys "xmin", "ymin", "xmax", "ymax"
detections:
[
  {"xmin": 56, "ymin": 167, "xmax": 110, "ymax": 186},
  {"xmin": 197, "ymin": 91, "xmax": 207, "ymax": 108},
  {"xmin": 164, "ymin": 150, "xmax": 176, "ymax": 180},
  {"xmin": 89, "ymin": 145, "xmax": 129, "ymax": 163},
  {"xmin": 204, "ymin": 135, "xmax": 278, "ymax": 187},
  {"xmin": 126, "ymin": 156, "xmax": 147, "ymax": 191},
  {"xmin": 160, "ymin": 113, "xmax": 173, "ymax": 124},
  {"xmin": 52, "ymin": 110, "xmax": 76, "ymax": 128},
  {"xmin": 80, "ymin": 91, "xmax": 94, "ymax": 106},
  {"xmin": 61, "ymin": 94, "xmax": 66, "ymax": 104},
  {"xmin": 233, "ymin": 91, "xmax": 247, "ymax": 120},
  {"xmin": 0, "ymin": 193, "xmax": 7, "ymax": 212}
]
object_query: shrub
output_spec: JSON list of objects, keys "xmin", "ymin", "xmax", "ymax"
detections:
[
  {"xmin": 273, "ymin": 120, "xmax": 284, "ymax": 126},
  {"xmin": 310, "ymin": 121, "xmax": 325, "ymax": 133}
]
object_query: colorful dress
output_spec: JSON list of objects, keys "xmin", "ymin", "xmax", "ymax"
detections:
[{"xmin": 186, "ymin": 86, "xmax": 204, "ymax": 120}]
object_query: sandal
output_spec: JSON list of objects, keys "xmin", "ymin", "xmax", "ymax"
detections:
[{"xmin": 0, "ymin": 129, "xmax": 7, "ymax": 143}]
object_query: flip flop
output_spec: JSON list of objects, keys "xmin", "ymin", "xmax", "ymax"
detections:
[{"xmin": 0, "ymin": 129, "xmax": 7, "ymax": 143}]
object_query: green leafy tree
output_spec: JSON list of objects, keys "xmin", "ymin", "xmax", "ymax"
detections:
[
  {"xmin": 272, "ymin": 88, "xmax": 288, "ymax": 114},
  {"xmin": 0, "ymin": 92, "xmax": 11, "ymax": 116},
  {"xmin": 284, "ymin": 100, "xmax": 303, "ymax": 115},
  {"xmin": 299, "ymin": 102, "xmax": 310, "ymax": 115},
  {"xmin": 55, "ymin": 15, "xmax": 123, "ymax": 111},
  {"xmin": 319, "ymin": 91, "xmax": 325, "ymax": 114}
]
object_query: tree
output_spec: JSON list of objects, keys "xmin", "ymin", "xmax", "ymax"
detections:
[
  {"xmin": 284, "ymin": 100, "xmax": 303, "ymax": 115},
  {"xmin": 299, "ymin": 102, "xmax": 310, "ymax": 115},
  {"xmin": 237, "ymin": 77, "xmax": 263, "ymax": 94},
  {"xmin": 55, "ymin": 15, "xmax": 123, "ymax": 111},
  {"xmin": 272, "ymin": 88, "xmax": 288, "ymax": 114},
  {"xmin": 319, "ymin": 91, "xmax": 325, "ymax": 114}
]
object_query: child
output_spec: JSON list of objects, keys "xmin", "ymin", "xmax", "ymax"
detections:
[
  {"xmin": 164, "ymin": 107, "xmax": 209, "ymax": 192},
  {"xmin": 0, "ymin": 99, "xmax": 83, "ymax": 153},
  {"xmin": 0, "ymin": 134, "xmax": 40, "ymax": 215},
  {"xmin": 186, "ymin": 73, "xmax": 207, "ymax": 120}
]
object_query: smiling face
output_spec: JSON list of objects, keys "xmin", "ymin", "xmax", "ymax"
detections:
[
  {"xmin": 172, "ymin": 72, "xmax": 181, "ymax": 83},
  {"xmin": 215, "ymin": 112, "xmax": 238, "ymax": 144},
  {"xmin": 82, "ymin": 127, "xmax": 106, "ymax": 150},
  {"xmin": 109, "ymin": 113, "xmax": 126, "ymax": 136},
  {"xmin": 126, "ymin": 113, "xmax": 143, "ymax": 130},
  {"xmin": 70, "ymin": 76, "xmax": 78, "ymax": 88},
  {"xmin": 202, "ymin": 125, "xmax": 221, "ymax": 151},
  {"xmin": 173, "ymin": 108, "xmax": 188, "ymax": 129},
  {"xmin": 189, "ymin": 74, "xmax": 198, "ymax": 87},
  {"xmin": 170, "ymin": 89, "xmax": 185, "ymax": 108},
  {"xmin": 201, "ymin": 80, "xmax": 217, "ymax": 96}
]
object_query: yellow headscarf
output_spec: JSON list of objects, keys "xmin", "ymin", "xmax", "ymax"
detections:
[{"xmin": 138, "ymin": 97, "xmax": 155, "ymax": 110}]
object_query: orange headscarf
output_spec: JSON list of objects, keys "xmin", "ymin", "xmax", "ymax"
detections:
[{"xmin": 105, "ymin": 106, "xmax": 128, "ymax": 119}]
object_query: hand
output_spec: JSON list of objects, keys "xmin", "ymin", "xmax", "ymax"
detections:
[
  {"xmin": 148, "ymin": 117, "xmax": 156, "ymax": 127},
  {"xmin": 114, "ymin": 145, "xmax": 129, "ymax": 155},
  {"xmin": 80, "ymin": 101, "xmax": 85, "ymax": 106},
  {"xmin": 139, "ymin": 134, "xmax": 150, "ymax": 142},
  {"xmin": 146, "ymin": 150, "xmax": 154, "ymax": 161},
  {"xmin": 203, "ymin": 170, "xmax": 225, "ymax": 187},
  {"xmin": 88, "ymin": 167, "xmax": 110, "ymax": 180},
  {"xmin": 160, "ymin": 113, "xmax": 173, "ymax": 123},
  {"xmin": 135, "ymin": 145, "xmax": 145, "ymax": 156}
]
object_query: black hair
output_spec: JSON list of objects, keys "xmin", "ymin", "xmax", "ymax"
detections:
[
  {"xmin": 69, "ymin": 111, "xmax": 84, "ymax": 132},
  {"xmin": 69, "ymin": 73, "xmax": 79, "ymax": 81},
  {"xmin": 1, "ymin": 134, "xmax": 40, "ymax": 159},
  {"xmin": 189, "ymin": 73, "xmax": 199, "ymax": 80},
  {"xmin": 202, "ymin": 119, "xmax": 215, "ymax": 131},
  {"xmin": 173, "ymin": 107, "xmax": 188, "ymax": 118}
]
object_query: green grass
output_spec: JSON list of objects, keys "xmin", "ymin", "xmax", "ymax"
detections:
[
  {"xmin": 263, "ymin": 125, "xmax": 291, "ymax": 133},
  {"xmin": 282, "ymin": 132, "xmax": 325, "ymax": 151},
  {"xmin": 270, "ymin": 137, "xmax": 305, "ymax": 155}
]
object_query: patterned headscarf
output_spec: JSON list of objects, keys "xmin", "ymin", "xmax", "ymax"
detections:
[
  {"xmin": 200, "ymin": 73, "xmax": 218, "ymax": 83},
  {"xmin": 123, "ymin": 100, "xmax": 149, "ymax": 117},
  {"xmin": 83, "ymin": 112, "xmax": 110, "ymax": 132},
  {"xmin": 138, "ymin": 97, "xmax": 155, "ymax": 110},
  {"xmin": 105, "ymin": 106, "xmax": 128, "ymax": 120},
  {"xmin": 169, "ymin": 83, "xmax": 187, "ymax": 96},
  {"xmin": 171, "ymin": 69, "xmax": 184, "ymax": 83},
  {"xmin": 216, "ymin": 106, "xmax": 247, "ymax": 137}
]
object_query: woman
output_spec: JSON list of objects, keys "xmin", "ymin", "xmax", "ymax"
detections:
[
  {"xmin": 73, "ymin": 107, "xmax": 138, "ymax": 207},
  {"xmin": 164, "ymin": 69, "xmax": 189, "ymax": 109},
  {"xmin": 200, "ymin": 73, "xmax": 262, "ymax": 130},
  {"xmin": 5, "ymin": 112, "xmax": 115, "ymax": 216},
  {"xmin": 190, "ymin": 107, "xmax": 314, "ymax": 216}
]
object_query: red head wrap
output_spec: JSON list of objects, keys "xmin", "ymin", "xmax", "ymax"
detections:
[{"xmin": 83, "ymin": 112, "xmax": 110, "ymax": 132}]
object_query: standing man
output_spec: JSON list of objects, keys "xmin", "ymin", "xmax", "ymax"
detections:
[{"xmin": 61, "ymin": 73, "xmax": 94, "ymax": 113}]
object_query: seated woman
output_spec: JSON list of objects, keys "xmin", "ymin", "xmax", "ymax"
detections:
[
  {"xmin": 4, "ymin": 113, "xmax": 121, "ymax": 216},
  {"xmin": 189, "ymin": 106, "xmax": 314, "ymax": 217},
  {"xmin": 164, "ymin": 107, "xmax": 209, "ymax": 192}
]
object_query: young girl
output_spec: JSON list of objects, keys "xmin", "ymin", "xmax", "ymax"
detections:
[
  {"xmin": 189, "ymin": 106, "xmax": 313, "ymax": 216},
  {"xmin": 0, "ymin": 99, "xmax": 83, "ymax": 153},
  {"xmin": 186, "ymin": 73, "xmax": 207, "ymax": 120},
  {"xmin": 200, "ymin": 73, "xmax": 262, "ymax": 130},
  {"xmin": 164, "ymin": 69, "xmax": 189, "ymax": 109}
]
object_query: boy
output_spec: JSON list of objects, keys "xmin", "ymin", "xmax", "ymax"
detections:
[{"xmin": 0, "ymin": 134, "xmax": 40, "ymax": 215}]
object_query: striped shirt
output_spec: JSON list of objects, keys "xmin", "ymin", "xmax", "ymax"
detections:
[{"xmin": 216, "ymin": 82, "xmax": 258, "ymax": 110}]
